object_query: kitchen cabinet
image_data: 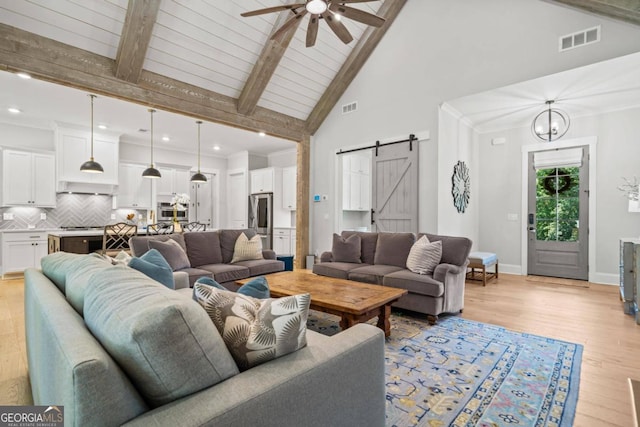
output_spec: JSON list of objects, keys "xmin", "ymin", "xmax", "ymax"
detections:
[
  {"xmin": 157, "ymin": 167, "xmax": 191, "ymax": 200},
  {"xmin": 282, "ymin": 166, "xmax": 296, "ymax": 210},
  {"xmin": 55, "ymin": 125, "xmax": 119, "ymax": 188},
  {"xmin": 48, "ymin": 234, "xmax": 103, "ymax": 254},
  {"xmin": 250, "ymin": 168, "xmax": 275, "ymax": 193},
  {"xmin": 1, "ymin": 150, "xmax": 56, "ymax": 207},
  {"xmin": 189, "ymin": 177, "xmax": 213, "ymax": 228},
  {"xmin": 273, "ymin": 228, "xmax": 292, "ymax": 255},
  {"xmin": 342, "ymin": 154, "xmax": 371, "ymax": 211},
  {"xmin": 116, "ymin": 163, "xmax": 152, "ymax": 209},
  {"xmin": 1, "ymin": 231, "xmax": 48, "ymax": 278}
]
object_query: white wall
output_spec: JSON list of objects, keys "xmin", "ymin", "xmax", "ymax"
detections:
[
  {"xmin": 0, "ymin": 122, "xmax": 53, "ymax": 151},
  {"xmin": 268, "ymin": 149, "xmax": 296, "ymax": 168},
  {"xmin": 310, "ymin": 0, "xmax": 640, "ymax": 255},
  {"xmin": 478, "ymin": 106, "xmax": 640, "ymax": 283}
]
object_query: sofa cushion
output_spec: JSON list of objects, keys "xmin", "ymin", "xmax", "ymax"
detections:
[
  {"xmin": 383, "ymin": 269, "xmax": 444, "ymax": 298},
  {"xmin": 341, "ymin": 231, "xmax": 378, "ymax": 264},
  {"xmin": 195, "ymin": 276, "xmax": 270, "ymax": 299},
  {"xmin": 183, "ymin": 231, "xmax": 223, "ymax": 266},
  {"xmin": 406, "ymin": 236, "xmax": 442, "ymax": 275},
  {"xmin": 83, "ymin": 265, "xmax": 239, "ymax": 407},
  {"xmin": 332, "ymin": 233, "xmax": 361, "ymax": 263},
  {"xmin": 193, "ymin": 283, "xmax": 310, "ymax": 371},
  {"xmin": 420, "ymin": 233, "xmax": 472, "ymax": 267},
  {"xmin": 148, "ymin": 238, "xmax": 191, "ymax": 270},
  {"xmin": 129, "ymin": 249, "xmax": 175, "ymax": 289},
  {"xmin": 198, "ymin": 263, "xmax": 250, "ymax": 284},
  {"xmin": 41, "ymin": 252, "xmax": 85, "ymax": 293},
  {"xmin": 373, "ymin": 232, "xmax": 415, "ymax": 268},
  {"xmin": 179, "ymin": 267, "xmax": 214, "ymax": 287},
  {"xmin": 231, "ymin": 233, "xmax": 264, "ymax": 263},
  {"xmin": 128, "ymin": 233, "xmax": 188, "ymax": 257},
  {"xmin": 347, "ymin": 264, "xmax": 404, "ymax": 285},
  {"xmin": 312, "ymin": 262, "xmax": 368, "ymax": 280},
  {"xmin": 233, "ymin": 259, "xmax": 284, "ymax": 277},
  {"xmin": 65, "ymin": 253, "xmax": 113, "ymax": 314},
  {"xmin": 219, "ymin": 229, "xmax": 256, "ymax": 263}
]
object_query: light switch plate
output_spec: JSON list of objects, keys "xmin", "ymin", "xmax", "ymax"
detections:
[
  {"xmin": 110, "ymin": 214, "xmax": 116, "ymax": 220},
  {"xmin": 40, "ymin": 213, "xmax": 47, "ymax": 220},
  {"xmin": 3, "ymin": 213, "xmax": 14, "ymax": 220}
]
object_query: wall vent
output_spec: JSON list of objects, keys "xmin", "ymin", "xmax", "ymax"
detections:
[
  {"xmin": 559, "ymin": 26, "xmax": 600, "ymax": 52},
  {"xmin": 342, "ymin": 101, "xmax": 358, "ymax": 114}
]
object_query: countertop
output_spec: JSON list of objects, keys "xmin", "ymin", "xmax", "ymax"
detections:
[{"xmin": 47, "ymin": 228, "xmax": 147, "ymax": 237}]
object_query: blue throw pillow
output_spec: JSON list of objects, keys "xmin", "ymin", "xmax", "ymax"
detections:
[
  {"xmin": 129, "ymin": 249, "xmax": 175, "ymax": 289},
  {"xmin": 195, "ymin": 276, "xmax": 270, "ymax": 299}
]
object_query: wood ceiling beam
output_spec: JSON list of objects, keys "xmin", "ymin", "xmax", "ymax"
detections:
[
  {"xmin": 237, "ymin": 10, "xmax": 301, "ymax": 116},
  {"xmin": 548, "ymin": 0, "xmax": 640, "ymax": 26},
  {"xmin": 305, "ymin": 0, "xmax": 407, "ymax": 135},
  {"xmin": 115, "ymin": 0, "xmax": 160, "ymax": 83},
  {"xmin": 0, "ymin": 23, "xmax": 307, "ymax": 142}
]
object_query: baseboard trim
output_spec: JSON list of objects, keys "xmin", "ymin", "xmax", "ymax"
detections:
[
  {"xmin": 499, "ymin": 263, "xmax": 522, "ymax": 275},
  {"xmin": 492, "ymin": 264, "xmax": 618, "ymax": 286}
]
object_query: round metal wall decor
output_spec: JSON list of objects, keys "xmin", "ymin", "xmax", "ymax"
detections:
[{"xmin": 451, "ymin": 160, "xmax": 470, "ymax": 213}]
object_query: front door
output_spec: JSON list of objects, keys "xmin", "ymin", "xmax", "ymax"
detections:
[
  {"xmin": 372, "ymin": 142, "xmax": 419, "ymax": 233},
  {"xmin": 527, "ymin": 147, "xmax": 589, "ymax": 280}
]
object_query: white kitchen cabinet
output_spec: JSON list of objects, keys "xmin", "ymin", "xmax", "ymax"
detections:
[
  {"xmin": 1, "ymin": 231, "xmax": 48, "ymax": 278},
  {"xmin": 189, "ymin": 177, "xmax": 213, "ymax": 228},
  {"xmin": 282, "ymin": 166, "xmax": 296, "ymax": 210},
  {"xmin": 250, "ymin": 168, "xmax": 275, "ymax": 193},
  {"xmin": 1, "ymin": 150, "xmax": 56, "ymax": 207},
  {"xmin": 157, "ymin": 167, "xmax": 191, "ymax": 200},
  {"xmin": 273, "ymin": 228, "xmax": 292, "ymax": 255},
  {"xmin": 290, "ymin": 228, "xmax": 296, "ymax": 256},
  {"xmin": 55, "ymin": 126, "xmax": 119, "ymax": 188},
  {"xmin": 342, "ymin": 154, "xmax": 371, "ymax": 211},
  {"xmin": 116, "ymin": 163, "xmax": 152, "ymax": 209}
]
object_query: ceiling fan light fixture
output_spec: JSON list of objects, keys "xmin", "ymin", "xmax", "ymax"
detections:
[{"xmin": 306, "ymin": 0, "xmax": 327, "ymax": 14}]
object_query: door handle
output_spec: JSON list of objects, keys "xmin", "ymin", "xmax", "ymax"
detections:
[
  {"xmin": 528, "ymin": 227, "xmax": 536, "ymax": 232},
  {"xmin": 371, "ymin": 209, "xmax": 375, "ymax": 225}
]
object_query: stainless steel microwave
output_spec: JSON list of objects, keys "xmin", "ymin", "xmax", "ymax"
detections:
[{"xmin": 158, "ymin": 202, "xmax": 188, "ymax": 221}]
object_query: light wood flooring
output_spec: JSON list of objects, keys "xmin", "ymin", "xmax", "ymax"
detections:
[{"xmin": 1, "ymin": 273, "xmax": 639, "ymax": 426}]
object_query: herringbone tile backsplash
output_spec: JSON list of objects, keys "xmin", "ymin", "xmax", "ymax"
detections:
[{"xmin": 0, "ymin": 194, "xmax": 146, "ymax": 230}]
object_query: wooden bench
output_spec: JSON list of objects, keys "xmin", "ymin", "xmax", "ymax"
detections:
[{"xmin": 466, "ymin": 252, "xmax": 498, "ymax": 286}]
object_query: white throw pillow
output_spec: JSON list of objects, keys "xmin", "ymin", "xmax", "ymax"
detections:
[
  {"xmin": 406, "ymin": 235, "xmax": 442, "ymax": 275},
  {"xmin": 231, "ymin": 232, "xmax": 264, "ymax": 263}
]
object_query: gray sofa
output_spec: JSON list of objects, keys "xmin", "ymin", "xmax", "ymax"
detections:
[
  {"xmin": 313, "ymin": 231, "xmax": 472, "ymax": 323},
  {"xmin": 129, "ymin": 229, "xmax": 284, "ymax": 288},
  {"xmin": 25, "ymin": 252, "xmax": 386, "ymax": 427}
]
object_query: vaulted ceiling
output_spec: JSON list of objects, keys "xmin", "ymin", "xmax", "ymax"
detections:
[{"xmin": 0, "ymin": 0, "xmax": 638, "ymax": 144}]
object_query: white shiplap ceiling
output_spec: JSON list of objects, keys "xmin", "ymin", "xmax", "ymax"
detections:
[{"xmin": 0, "ymin": 0, "xmax": 385, "ymax": 154}]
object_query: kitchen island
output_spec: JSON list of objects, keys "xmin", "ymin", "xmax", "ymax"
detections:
[{"xmin": 47, "ymin": 228, "xmax": 146, "ymax": 254}]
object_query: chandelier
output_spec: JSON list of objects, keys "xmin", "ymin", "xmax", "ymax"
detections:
[{"xmin": 531, "ymin": 100, "xmax": 570, "ymax": 142}]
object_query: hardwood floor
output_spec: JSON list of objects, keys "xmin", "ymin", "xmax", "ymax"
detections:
[{"xmin": 1, "ymin": 273, "xmax": 638, "ymax": 426}]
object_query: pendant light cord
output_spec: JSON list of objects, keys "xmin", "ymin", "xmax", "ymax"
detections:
[
  {"xmin": 149, "ymin": 108, "xmax": 156, "ymax": 166},
  {"xmin": 89, "ymin": 94, "xmax": 96, "ymax": 160},
  {"xmin": 197, "ymin": 120, "xmax": 202, "ymax": 172}
]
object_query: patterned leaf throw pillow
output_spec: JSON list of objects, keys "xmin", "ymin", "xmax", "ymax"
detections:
[
  {"xmin": 406, "ymin": 235, "xmax": 442, "ymax": 275},
  {"xmin": 231, "ymin": 232, "xmax": 264, "ymax": 263},
  {"xmin": 193, "ymin": 283, "xmax": 310, "ymax": 371}
]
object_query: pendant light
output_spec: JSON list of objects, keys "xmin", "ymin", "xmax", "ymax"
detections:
[
  {"xmin": 191, "ymin": 120, "xmax": 207, "ymax": 183},
  {"xmin": 142, "ymin": 108, "xmax": 161, "ymax": 179},
  {"xmin": 80, "ymin": 94, "xmax": 104, "ymax": 173},
  {"xmin": 531, "ymin": 100, "xmax": 570, "ymax": 142}
]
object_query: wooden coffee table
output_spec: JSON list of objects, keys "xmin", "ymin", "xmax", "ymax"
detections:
[{"xmin": 236, "ymin": 271, "xmax": 407, "ymax": 337}]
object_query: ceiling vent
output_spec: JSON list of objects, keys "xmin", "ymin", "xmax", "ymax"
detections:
[
  {"xmin": 342, "ymin": 101, "xmax": 358, "ymax": 115},
  {"xmin": 559, "ymin": 26, "xmax": 600, "ymax": 52}
]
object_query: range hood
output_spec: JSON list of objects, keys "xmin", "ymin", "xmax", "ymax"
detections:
[{"xmin": 56, "ymin": 181, "xmax": 116, "ymax": 195}]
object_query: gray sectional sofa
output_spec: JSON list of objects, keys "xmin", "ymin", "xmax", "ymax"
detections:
[
  {"xmin": 129, "ymin": 229, "xmax": 284, "ymax": 288},
  {"xmin": 313, "ymin": 231, "xmax": 472, "ymax": 323},
  {"xmin": 25, "ymin": 252, "xmax": 386, "ymax": 426}
]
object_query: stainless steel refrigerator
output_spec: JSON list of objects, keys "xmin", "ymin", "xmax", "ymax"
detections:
[{"xmin": 248, "ymin": 193, "xmax": 273, "ymax": 250}]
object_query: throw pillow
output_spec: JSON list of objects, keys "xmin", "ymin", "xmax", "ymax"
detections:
[
  {"xmin": 231, "ymin": 232, "xmax": 263, "ymax": 263},
  {"xmin": 406, "ymin": 235, "xmax": 442, "ymax": 275},
  {"xmin": 332, "ymin": 233, "xmax": 361, "ymax": 263},
  {"xmin": 195, "ymin": 276, "xmax": 271, "ymax": 299},
  {"xmin": 112, "ymin": 250, "xmax": 132, "ymax": 265},
  {"xmin": 193, "ymin": 283, "xmax": 309, "ymax": 371},
  {"xmin": 129, "ymin": 249, "xmax": 175, "ymax": 289},
  {"xmin": 148, "ymin": 238, "xmax": 191, "ymax": 270}
]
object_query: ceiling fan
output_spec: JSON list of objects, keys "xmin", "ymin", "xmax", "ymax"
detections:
[{"xmin": 241, "ymin": 0, "xmax": 385, "ymax": 47}]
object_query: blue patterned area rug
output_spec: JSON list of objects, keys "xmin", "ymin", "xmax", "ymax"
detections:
[{"xmin": 307, "ymin": 313, "xmax": 582, "ymax": 427}]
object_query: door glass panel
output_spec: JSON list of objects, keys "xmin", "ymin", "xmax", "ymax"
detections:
[{"xmin": 535, "ymin": 167, "xmax": 580, "ymax": 242}]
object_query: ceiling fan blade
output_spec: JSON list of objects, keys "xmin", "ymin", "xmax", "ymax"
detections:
[
  {"xmin": 329, "ymin": 4, "xmax": 385, "ymax": 27},
  {"xmin": 241, "ymin": 4, "xmax": 305, "ymax": 17},
  {"xmin": 336, "ymin": 0, "xmax": 379, "ymax": 3},
  {"xmin": 271, "ymin": 9, "xmax": 308, "ymax": 41},
  {"xmin": 321, "ymin": 11, "xmax": 353, "ymax": 44},
  {"xmin": 306, "ymin": 15, "xmax": 319, "ymax": 47}
]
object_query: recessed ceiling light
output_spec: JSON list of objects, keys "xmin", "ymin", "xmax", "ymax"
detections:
[
  {"xmin": 162, "ymin": 136, "xmax": 170, "ymax": 141},
  {"xmin": 98, "ymin": 124, "xmax": 107, "ymax": 130},
  {"xmin": 258, "ymin": 131, "xmax": 266, "ymax": 137},
  {"xmin": 213, "ymin": 145, "xmax": 220, "ymax": 151},
  {"xmin": 8, "ymin": 107, "xmax": 21, "ymax": 114},
  {"xmin": 16, "ymin": 72, "xmax": 31, "ymax": 79}
]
